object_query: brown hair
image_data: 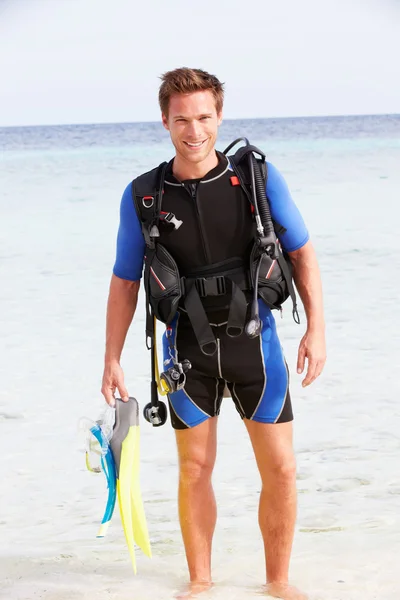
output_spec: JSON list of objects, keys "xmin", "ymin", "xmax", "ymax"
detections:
[{"xmin": 159, "ymin": 68, "xmax": 224, "ymax": 117}]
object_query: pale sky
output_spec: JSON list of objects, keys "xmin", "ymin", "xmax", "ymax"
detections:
[{"xmin": 0, "ymin": 0, "xmax": 399, "ymax": 127}]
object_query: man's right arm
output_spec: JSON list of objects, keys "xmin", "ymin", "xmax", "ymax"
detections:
[
  {"xmin": 101, "ymin": 182, "xmax": 146, "ymax": 406},
  {"xmin": 105, "ymin": 276, "xmax": 140, "ymax": 364},
  {"xmin": 101, "ymin": 275, "xmax": 140, "ymax": 405}
]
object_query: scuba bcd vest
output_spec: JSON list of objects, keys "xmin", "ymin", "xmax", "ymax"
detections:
[{"xmin": 135, "ymin": 138, "xmax": 300, "ymax": 426}]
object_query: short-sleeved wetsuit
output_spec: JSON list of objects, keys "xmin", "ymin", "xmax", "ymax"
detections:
[{"xmin": 114, "ymin": 152, "xmax": 309, "ymax": 429}]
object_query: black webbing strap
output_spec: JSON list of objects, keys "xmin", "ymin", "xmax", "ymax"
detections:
[
  {"xmin": 184, "ymin": 276, "xmax": 249, "ymax": 354},
  {"xmin": 154, "ymin": 162, "xmax": 168, "ymax": 227},
  {"xmin": 150, "ymin": 326, "xmax": 159, "ymax": 408},
  {"xmin": 136, "ymin": 163, "xmax": 168, "ymax": 347},
  {"xmin": 144, "ymin": 248, "xmax": 156, "ymax": 348},
  {"xmin": 133, "ymin": 162, "xmax": 168, "ymax": 249},
  {"xmin": 228, "ymin": 157, "xmax": 251, "ymax": 204},
  {"xmin": 226, "ymin": 282, "xmax": 248, "ymax": 337},
  {"xmin": 277, "ymin": 254, "xmax": 300, "ymax": 324},
  {"xmin": 184, "ymin": 281, "xmax": 218, "ymax": 356}
]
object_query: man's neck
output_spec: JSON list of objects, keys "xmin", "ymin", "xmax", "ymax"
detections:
[{"xmin": 172, "ymin": 150, "xmax": 219, "ymax": 181}]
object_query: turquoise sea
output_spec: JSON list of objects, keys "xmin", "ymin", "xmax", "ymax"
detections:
[{"xmin": 1, "ymin": 115, "xmax": 400, "ymax": 599}]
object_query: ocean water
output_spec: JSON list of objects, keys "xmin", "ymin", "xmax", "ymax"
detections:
[{"xmin": 1, "ymin": 115, "xmax": 400, "ymax": 600}]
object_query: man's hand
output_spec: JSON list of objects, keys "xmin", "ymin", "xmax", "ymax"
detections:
[
  {"xmin": 101, "ymin": 360, "xmax": 129, "ymax": 406},
  {"xmin": 297, "ymin": 328, "xmax": 326, "ymax": 387}
]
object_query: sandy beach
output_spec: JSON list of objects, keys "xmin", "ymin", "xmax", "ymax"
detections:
[{"xmin": 1, "ymin": 116, "xmax": 399, "ymax": 599}]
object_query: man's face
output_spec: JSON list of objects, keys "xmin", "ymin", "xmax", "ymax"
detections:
[{"xmin": 162, "ymin": 90, "xmax": 222, "ymax": 165}]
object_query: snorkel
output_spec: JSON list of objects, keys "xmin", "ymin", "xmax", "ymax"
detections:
[
  {"xmin": 88, "ymin": 423, "xmax": 117, "ymax": 537},
  {"xmin": 82, "ymin": 411, "xmax": 117, "ymax": 537}
]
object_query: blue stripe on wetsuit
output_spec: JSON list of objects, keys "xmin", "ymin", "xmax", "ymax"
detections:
[
  {"xmin": 112, "ymin": 162, "xmax": 309, "ymax": 282},
  {"xmin": 162, "ymin": 314, "xmax": 210, "ymax": 429},
  {"xmin": 251, "ymin": 300, "xmax": 289, "ymax": 423}
]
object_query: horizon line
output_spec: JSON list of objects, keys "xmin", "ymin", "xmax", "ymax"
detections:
[{"xmin": 1, "ymin": 111, "xmax": 399, "ymax": 130}]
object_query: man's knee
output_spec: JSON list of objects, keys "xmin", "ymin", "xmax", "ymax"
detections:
[
  {"xmin": 273, "ymin": 457, "xmax": 297, "ymax": 480},
  {"xmin": 262, "ymin": 454, "xmax": 297, "ymax": 486},
  {"xmin": 179, "ymin": 455, "xmax": 214, "ymax": 485}
]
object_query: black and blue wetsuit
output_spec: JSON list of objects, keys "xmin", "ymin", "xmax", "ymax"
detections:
[{"xmin": 114, "ymin": 152, "xmax": 309, "ymax": 429}]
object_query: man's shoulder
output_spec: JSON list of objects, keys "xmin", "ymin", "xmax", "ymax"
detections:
[
  {"xmin": 265, "ymin": 162, "xmax": 290, "ymax": 193},
  {"xmin": 265, "ymin": 161, "xmax": 282, "ymax": 178},
  {"xmin": 133, "ymin": 161, "xmax": 169, "ymax": 186}
]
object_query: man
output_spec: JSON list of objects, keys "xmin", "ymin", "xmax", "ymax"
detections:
[{"xmin": 101, "ymin": 68, "xmax": 326, "ymax": 600}]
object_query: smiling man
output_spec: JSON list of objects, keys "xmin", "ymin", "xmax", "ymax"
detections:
[{"xmin": 101, "ymin": 68, "xmax": 326, "ymax": 600}]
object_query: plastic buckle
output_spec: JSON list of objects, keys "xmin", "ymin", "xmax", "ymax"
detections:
[
  {"xmin": 196, "ymin": 276, "xmax": 226, "ymax": 297},
  {"xmin": 164, "ymin": 212, "xmax": 183, "ymax": 230},
  {"xmin": 215, "ymin": 275, "xmax": 226, "ymax": 295},
  {"xmin": 196, "ymin": 278, "xmax": 206, "ymax": 297}
]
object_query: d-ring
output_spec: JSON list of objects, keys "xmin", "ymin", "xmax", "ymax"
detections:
[{"xmin": 142, "ymin": 196, "xmax": 154, "ymax": 208}]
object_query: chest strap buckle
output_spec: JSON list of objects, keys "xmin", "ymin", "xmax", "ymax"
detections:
[{"xmin": 195, "ymin": 275, "xmax": 226, "ymax": 298}]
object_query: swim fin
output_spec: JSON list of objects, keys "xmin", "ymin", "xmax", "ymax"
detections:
[{"xmin": 110, "ymin": 397, "xmax": 151, "ymax": 573}]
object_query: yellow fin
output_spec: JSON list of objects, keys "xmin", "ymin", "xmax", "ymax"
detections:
[
  {"xmin": 117, "ymin": 429, "xmax": 138, "ymax": 574},
  {"xmin": 130, "ymin": 425, "xmax": 152, "ymax": 558}
]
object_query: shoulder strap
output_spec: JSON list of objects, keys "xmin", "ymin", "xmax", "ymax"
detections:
[
  {"xmin": 132, "ymin": 163, "xmax": 168, "ymax": 352},
  {"xmin": 228, "ymin": 143, "xmax": 267, "ymax": 200},
  {"xmin": 132, "ymin": 162, "xmax": 168, "ymax": 248},
  {"xmin": 229, "ymin": 148, "xmax": 287, "ymax": 235}
]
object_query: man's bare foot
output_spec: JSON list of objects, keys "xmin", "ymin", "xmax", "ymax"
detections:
[
  {"xmin": 174, "ymin": 581, "xmax": 214, "ymax": 599},
  {"xmin": 263, "ymin": 582, "xmax": 308, "ymax": 600}
]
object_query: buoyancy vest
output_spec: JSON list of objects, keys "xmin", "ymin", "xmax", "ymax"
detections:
[{"xmin": 133, "ymin": 141, "xmax": 299, "ymax": 357}]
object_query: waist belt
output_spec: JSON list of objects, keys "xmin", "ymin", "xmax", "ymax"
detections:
[
  {"xmin": 183, "ymin": 268, "xmax": 250, "ymax": 298},
  {"xmin": 182, "ymin": 268, "xmax": 251, "ymax": 356}
]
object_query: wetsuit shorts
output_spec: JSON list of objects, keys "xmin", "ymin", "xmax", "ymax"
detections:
[{"xmin": 162, "ymin": 300, "xmax": 293, "ymax": 430}]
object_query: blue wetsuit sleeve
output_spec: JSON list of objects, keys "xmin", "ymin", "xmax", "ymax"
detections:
[
  {"xmin": 112, "ymin": 182, "xmax": 146, "ymax": 281},
  {"xmin": 266, "ymin": 162, "xmax": 309, "ymax": 252}
]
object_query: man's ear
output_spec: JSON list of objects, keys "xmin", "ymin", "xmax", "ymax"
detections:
[{"xmin": 162, "ymin": 113, "xmax": 169, "ymax": 131}]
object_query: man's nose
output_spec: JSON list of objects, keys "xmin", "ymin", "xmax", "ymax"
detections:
[{"xmin": 186, "ymin": 120, "xmax": 202, "ymax": 138}]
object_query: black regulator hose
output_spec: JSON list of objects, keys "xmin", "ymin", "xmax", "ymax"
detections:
[
  {"xmin": 250, "ymin": 154, "xmax": 273, "ymax": 237},
  {"xmin": 245, "ymin": 254, "xmax": 263, "ymax": 339},
  {"xmin": 248, "ymin": 153, "xmax": 278, "ymax": 260},
  {"xmin": 247, "ymin": 148, "xmax": 279, "ymax": 337},
  {"xmin": 223, "ymin": 136, "xmax": 250, "ymax": 155},
  {"xmin": 223, "ymin": 137, "xmax": 280, "ymax": 338}
]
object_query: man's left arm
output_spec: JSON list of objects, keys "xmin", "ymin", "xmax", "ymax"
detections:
[{"xmin": 288, "ymin": 240, "xmax": 327, "ymax": 387}]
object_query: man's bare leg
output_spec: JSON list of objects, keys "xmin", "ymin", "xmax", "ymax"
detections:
[
  {"xmin": 245, "ymin": 420, "xmax": 307, "ymax": 600},
  {"xmin": 174, "ymin": 417, "xmax": 218, "ymax": 597}
]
